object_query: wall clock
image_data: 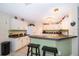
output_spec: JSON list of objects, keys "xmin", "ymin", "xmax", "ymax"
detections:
[{"xmin": 71, "ymin": 21, "xmax": 76, "ymax": 26}]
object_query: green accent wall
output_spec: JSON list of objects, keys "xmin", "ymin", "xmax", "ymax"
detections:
[
  {"xmin": 56, "ymin": 39, "xmax": 72, "ymax": 56},
  {"xmin": 31, "ymin": 38, "xmax": 72, "ymax": 56}
]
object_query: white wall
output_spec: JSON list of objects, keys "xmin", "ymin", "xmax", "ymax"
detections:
[
  {"xmin": 71, "ymin": 5, "xmax": 78, "ymax": 56},
  {"xmin": 0, "ymin": 12, "xmax": 12, "ymax": 55},
  {"xmin": 77, "ymin": 6, "xmax": 79, "ymax": 56},
  {"xmin": 0, "ymin": 12, "xmax": 12, "ymax": 42}
]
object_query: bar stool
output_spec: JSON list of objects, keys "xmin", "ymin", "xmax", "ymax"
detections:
[
  {"xmin": 27, "ymin": 43, "xmax": 40, "ymax": 56},
  {"xmin": 42, "ymin": 46, "xmax": 58, "ymax": 56}
]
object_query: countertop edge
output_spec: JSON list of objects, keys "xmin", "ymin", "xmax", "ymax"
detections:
[{"xmin": 29, "ymin": 35, "xmax": 77, "ymax": 41}]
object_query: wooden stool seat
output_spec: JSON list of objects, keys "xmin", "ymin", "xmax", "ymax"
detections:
[{"xmin": 42, "ymin": 46, "xmax": 58, "ymax": 56}]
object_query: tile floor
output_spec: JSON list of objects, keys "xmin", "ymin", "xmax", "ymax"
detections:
[
  {"xmin": 8, "ymin": 47, "xmax": 28, "ymax": 56},
  {"xmin": 5, "ymin": 46, "xmax": 56, "ymax": 56}
]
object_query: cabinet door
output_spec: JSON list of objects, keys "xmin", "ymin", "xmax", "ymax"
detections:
[
  {"xmin": 11, "ymin": 38, "xmax": 19, "ymax": 51},
  {"xmin": 18, "ymin": 38, "xmax": 23, "ymax": 49},
  {"xmin": 11, "ymin": 38, "xmax": 23, "ymax": 51}
]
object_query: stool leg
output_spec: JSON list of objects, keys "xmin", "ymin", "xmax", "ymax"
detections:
[
  {"xmin": 54, "ymin": 53, "xmax": 56, "ymax": 56},
  {"xmin": 36, "ymin": 48, "xmax": 38, "ymax": 56},
  {"xmin": 27, "ymin": 47, "xmax": 30, "ymax": 56},
  {"xmin": 43, "ymin": 51, "xmax": 46, "ymax": 56},
  {"xmin": 38, "ymin": 47, "xmax": 40, "ymax": 56},
  {"xmin": 31, "ymin": 48, "xmax": 33, "ymax": 56}
]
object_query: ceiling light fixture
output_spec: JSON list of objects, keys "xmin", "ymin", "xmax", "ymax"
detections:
[
  {"xmin": 54, "ymin": 8, "xmax": 59, "ymax": 12},
  {"xmin": 28, "ymin": 24, "xmax": 35, "ymax": 26}
]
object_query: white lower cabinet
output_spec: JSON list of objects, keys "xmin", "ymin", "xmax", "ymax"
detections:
[
  {"xmin": 17, "ymin": 38, "xmax": 22, "ymax": 50},
  {"xmin": 22, "ymin": 37, "xmax": 27, "ymax": 46},
  {"xmin": 10, "ymin": 38, "xmax": 19, "ymax": 51},
  {"xmin": 10, "ymin": 36, "xmax": 30, "ymax": 51}
]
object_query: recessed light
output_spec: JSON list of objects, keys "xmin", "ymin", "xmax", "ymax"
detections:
[
  {"xmin": 21, "ymin": 18, "xmax": 24, "ymax": 21},
  {"xmin": 14, "ymin": 16, "xmax": 18, "ymax": 19}
]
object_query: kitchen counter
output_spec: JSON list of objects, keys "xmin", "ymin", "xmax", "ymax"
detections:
[
  {"xmin": 29, "ymin": 35, "xmax": 77, "ymax": 41},
  {"xmin": 29, "ymin": 35, "xmax": 77, "ymax": 56}
]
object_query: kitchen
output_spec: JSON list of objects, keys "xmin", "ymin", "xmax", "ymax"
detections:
[{"xmin": 0, "ymin": 3, "xmax": 79, "ymax": 56}]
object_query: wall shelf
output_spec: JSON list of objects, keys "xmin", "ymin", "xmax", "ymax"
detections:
[
  {"xmin": 9, "ymin": 30, "xmax": 27, "ymax": 31},
  {"xmin": 42, "ymin": 29, "xmax": 69, "ymax": 35}
]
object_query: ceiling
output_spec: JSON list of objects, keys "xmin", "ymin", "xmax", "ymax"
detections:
[{"xmin": 0, "ymin": 3, "xmax": 78, "ymax": 23}]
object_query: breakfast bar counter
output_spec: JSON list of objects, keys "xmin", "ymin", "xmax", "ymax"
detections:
[
  {"xmin": 29, "ymin": 35, "xmax": 77, "ymax": 41},
  {"xmin": 28, "ymin": 35, "xmax": 77, "ymax": 56}
]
